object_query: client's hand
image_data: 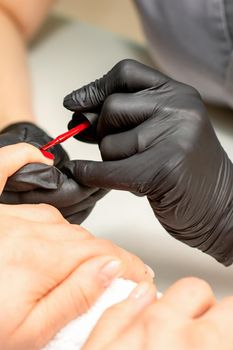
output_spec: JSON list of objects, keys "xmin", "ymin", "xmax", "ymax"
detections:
[
  {"xmin": 0, "ymin": 122, "xmax": 108, "ymax": 223},
  {"xmin": 0, "ymin": 210, "xmax": 152, "ymax": 350},
  {"xmin": 0, "ymin": 144, "xmax": 153, "ymax": 350},
  {"xmin": 83, "ymin": 278, "xmax": 233, "ymax": 350}
]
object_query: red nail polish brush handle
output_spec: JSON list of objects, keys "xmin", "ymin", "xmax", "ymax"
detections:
[{"xmin": 40, "ymin": 120, "xmax": 90, "ymax": 151}]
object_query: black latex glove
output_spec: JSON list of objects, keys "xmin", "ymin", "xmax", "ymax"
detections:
[
  {"xmin": 0, "ymin": 122, "xmax": 107, "ymax": 223},
  {"xmin": 63, "ymin": 59, "xmax": 233, "ymax": 265}
]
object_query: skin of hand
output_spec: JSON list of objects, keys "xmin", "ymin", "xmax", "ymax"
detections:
[
  {"xmin": 0, "ymin": 0, "xmax": 53, "ymax": 127},
  {"xmin": 0, "ymin": 143, "xmax": 153, "ymax": 350},
  {"xmin": 63, "ymin": 59, "xmax": 233, "ymax": 266},
  {"xmin": 83, "ymin": 277, "xmax": 233, "ymax": 350},
  {"xmin": 0, "ymin": 122, "xmax": 108, "ymax": 223}
]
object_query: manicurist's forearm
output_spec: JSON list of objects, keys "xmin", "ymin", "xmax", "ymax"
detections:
[
  {"xmin": 0, "ymin": 0, "xmax": 54, "ymax": 129},
  {"xmin": 0, "ymin": 7, "xmax": 33, "ymax": 129}
]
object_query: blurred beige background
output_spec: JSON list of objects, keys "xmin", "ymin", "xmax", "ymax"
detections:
[{"xmin": 54, "ymin": 0, "xmax": 145, "ymax": 43}]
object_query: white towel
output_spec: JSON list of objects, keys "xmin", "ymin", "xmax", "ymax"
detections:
[{"xmin": 43, "ymin": 279, "xmax": 137, "ymax": 350}]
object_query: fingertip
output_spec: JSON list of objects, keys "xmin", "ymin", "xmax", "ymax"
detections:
[
  {"xmin": 162, "ymin": 277, "xmax": 215, "ymax": 318},
  {"xmin": 63, "ymin": 91, "xmax": 81, "ymax": 111},
  {"xmin": 16, "ymin": 143, "xmax": 54, "ymax": 166},
  {"xmin": 63, "ymin": 93, "xmax": 74, "ymax": 110},
  {"xmin": 40, "ymin": 149, "xmax": 55, "ymax": 164},
  {"xmin": 129, "ymin": 281, "xmax": 157, "ymax": 302},
  {"xmin": 145, "ymin": 265, "xmax": 155, "ymax": 280}
]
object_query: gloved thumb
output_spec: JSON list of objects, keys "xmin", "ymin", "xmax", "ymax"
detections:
[
  {"xmin": 64, "ymin": 158, "xmax": 135, "ymax": 193},
  {"xmin": 64, "ymin": 152, "xmax": 146, "ymax": 195}
]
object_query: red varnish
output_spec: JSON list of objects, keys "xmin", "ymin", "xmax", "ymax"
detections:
[
  {"xmin": 40, "ymin": 149, "xmax": 55, "ymax": 160},
  {"xmin": 40, "ymin": 120, "xmax": 90, "ymax": 152}
]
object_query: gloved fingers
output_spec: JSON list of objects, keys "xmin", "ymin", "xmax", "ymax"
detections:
[
  {"xmin": 99, "ymin": 130, "xmax": 140, "ymax": 161},
  {"xmin": 62, "ymin": 189, "xmax": 108, "ymax": 224},
  {"xmin": 64, "ymin": 156, "xmax": 145, "ymax": 194},
  {"xmin": 5, "ymin": 163, "xmax": 64, "ymax": 192},
  {"xmin": 2, "ymin": 122, "xmax": 52, "ymax": 147},
  {"xmin": 96, "ymin": 91, "xmax": 155, "ymax": 140},
  {"xmin": 59, "ymin": 188, "xmax": 108, "ymax": 223},
  {"xmin": 1, "ymin": 176, "xmax": 100, "ymax": 207},
  {"xmin": 1, "ymin": 122, "xmax": 52, "ymax": 151},
  {"xmin": 64, "ymin": 207, "xmax": 94, "ymax": 224},
  {"xmin": 99, "ymin": 116, "xmax": 159, "ymax": 161},
  {"xmin": 60, "ymin": 188, "xmax": 108, "ymax": 218},
  {"xmin": 0, "ymin": 189, "xmax": 95, "ymax": 225},
  {"xmin": 63, "ymin": 59, "xmax": 169, "ymax": 112}
]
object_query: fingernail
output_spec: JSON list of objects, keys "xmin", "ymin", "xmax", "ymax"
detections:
[
  {"xmin": 40, "ymin": 149, "xmax": 55, "ymax": 160},
  {"xmin": 100, "ymin": 260, "xmax": 124, "ymax": 287},
  {"xmin": 129, "ymin": 282, "xmax": 151, "ymax": 300},
  {"xmin": 145, "ymin": 265, "xmax": 155, "ymax": 279}
]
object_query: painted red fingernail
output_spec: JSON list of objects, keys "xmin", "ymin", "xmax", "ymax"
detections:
[{"xmin": 40, "ymin": 149, "xmax": 55, "ymax": 160}]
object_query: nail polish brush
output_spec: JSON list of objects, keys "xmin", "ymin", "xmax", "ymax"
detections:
[{"xmin": 40, "ymin": 112, "xmax": 98, "ymax": 152}]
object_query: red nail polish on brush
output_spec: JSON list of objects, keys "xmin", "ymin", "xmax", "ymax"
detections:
[
  {"xmin": 40, "ymin": 112, "xmax": 99, "ymax": 159},
  {"xmin": 40, "ymin": 120, "xmax": 90, "ymax": 151},
  {"xmin": 40, "ymin": 149, "xmax": 55, "ymax": 160}
]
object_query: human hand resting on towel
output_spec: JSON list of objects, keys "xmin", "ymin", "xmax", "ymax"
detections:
[
  {"xmin": 0, "ymin": 143, "xmax": 153, "ymax": 350},
  {"xmin": 83, "ymin": 277, "xmax": 233, "ymax": 350},
  {"xmin": 0, "ymin": 123, "xmax": 108, "ymax": 223},
  {"xmin": 64, "ymin": 59, "xmax": 233, "ymax": 266}
]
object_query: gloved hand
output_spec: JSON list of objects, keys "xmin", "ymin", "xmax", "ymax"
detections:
[
  {"xmin": 0, "ymin": 122, "xmax": 107, "ymax": 223},
  {"xmin": 63, "ymin": 59, "xmax": 233, "ymax": 265}
]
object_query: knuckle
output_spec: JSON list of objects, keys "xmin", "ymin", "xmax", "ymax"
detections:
[
  {"xmin": 38, "ymin": 203, "xmax": 58, "ymax": 213},
  {"xmin": 97, "ymin": 238, "xmax": 117, "ymax": 252},
  {"xmin": 68, "ymin": 282, "xmax": 92, "ymax": 315},
  {"xmin": 96, "ymin": 238, "xmax": 125, "ymax": 258},
  {"xmin": 175, "ymin": 83, "xmax": 206, "ymax": 125},
  {"xmin": 37, "ymin": 203, "xmax": 63, "ymax": 221},
  {"xmin": 180, "ymin": 82, "xmax": 200, "ymax": 98},
  {"xmin": 102, "ymin": 94, "xmax": 121, "ymax": 115},
  {"xmin": 71, "ymin": 224, "xmax": 93, "ymax": 239},
  {"xmin": 186, "ymin": 104, "xmax": 206, "ymax": 126},
  {"xmin": 188, "ymin": 85, "xmax": 202, "ymax": 100},
  {"xmin": 115, "ymin": 59, "xmax": 135, "ymax": 80},
  {"xmin": 18, "ymin": 142, "xmax": 34, "ymax": 155},
  {"xmin": 99, "ymin": 135, "xmax": 115, "ymax": 160},
  {"xmin": 174, "ymin": 277, "xmax": 213, "ymax": 298}
]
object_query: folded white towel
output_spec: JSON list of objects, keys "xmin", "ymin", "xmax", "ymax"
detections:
[{"xmin": 43, "ymin": 279, "xmax": 137, "ymax": 350}]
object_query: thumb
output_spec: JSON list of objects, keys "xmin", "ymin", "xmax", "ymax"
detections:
[
  {"xmin": 83, "ymin": 282, "xmax": 156, "ymax": 350},
  {"xmin": 16, "ymin": 256, "xmax": 125, "ymax": 348},
  {"xmin": 64, "ymin": 158, "xmax": 138, "ymax": 193}
]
